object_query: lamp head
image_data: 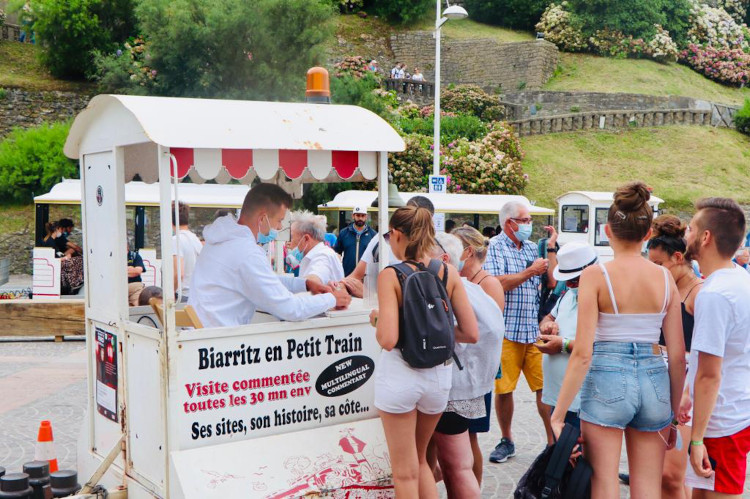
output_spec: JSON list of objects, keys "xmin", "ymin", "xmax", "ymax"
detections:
[{"xmin": 442, "ymin": 5, "xmax": 468, "ymax": 19}]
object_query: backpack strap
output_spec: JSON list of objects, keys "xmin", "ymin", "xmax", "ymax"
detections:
[
  {"xmin": 541, "ymin": 423, "xmax": 581, "ymax": 499},
  {"xmin": 388, "ymin": 262, "xmax": 415, "ymax": 288},
  {"xmin": 426, "ymin": 259, "xmax": 449, "ymax": 288}
]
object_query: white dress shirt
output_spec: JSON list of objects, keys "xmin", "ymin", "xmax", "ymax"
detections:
[
  {"xmin": 299, "ymin": 242, "xmax": 344, "ymax": 284},
  {"xmin": 189, "ymin": 215, "xmax": 335, "ymax": 328}
]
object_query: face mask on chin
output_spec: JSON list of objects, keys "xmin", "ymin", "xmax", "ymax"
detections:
[{"xmin": 257, "ymin": 215, "xmax": 278, "ymax": 244}]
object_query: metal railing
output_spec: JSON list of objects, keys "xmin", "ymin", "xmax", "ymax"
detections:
[{"xmin": 383, "ymin": 78, "xmax": 436, "ymax": 101}]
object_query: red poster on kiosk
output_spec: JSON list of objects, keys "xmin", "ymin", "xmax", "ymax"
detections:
[{"xmin": 96, "ymin": 327, "xmax": 118, "ymax": 422}]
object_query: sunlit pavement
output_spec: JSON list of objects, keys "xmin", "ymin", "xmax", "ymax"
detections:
[{"xmin": 0, "ymin": 340, "xmax": 747, "ymax": 498}]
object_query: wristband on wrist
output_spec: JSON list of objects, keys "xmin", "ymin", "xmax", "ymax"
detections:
[
  {"xmin": 672, "ymin": 419, "xmax": 679, "ymax": 426},
  {"xmin": 690, "ymin": 440, "xmax": 703, "ymax": 446},
  {"xmin": 562, "ymin": 338, "xmax": 570, "ymax": 354},
  {"xmin": 547, "ymin": 247, "xmax": 557, "ymax": 253}
]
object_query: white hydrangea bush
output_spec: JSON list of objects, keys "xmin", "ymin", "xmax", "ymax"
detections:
[
  {"xmin": 688, "ymin": 1, "xmax": 749, "ymax": 50},
  {"xmin": 535, "ymin": 2, "xmax": 588, "ymax": 52},
  {"xmin": 648, "ymin": 25, "xmax": 680, "ymax": 62}
]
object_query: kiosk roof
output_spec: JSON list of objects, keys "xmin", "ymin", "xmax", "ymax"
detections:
[{"xmin": 64, "ymin": 95, "xmax": 405, "ymax": 183}]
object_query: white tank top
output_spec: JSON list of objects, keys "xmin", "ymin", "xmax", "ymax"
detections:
[{"xmin": 595, "ymin": 263, "xmax": 670, "ymax": 343}]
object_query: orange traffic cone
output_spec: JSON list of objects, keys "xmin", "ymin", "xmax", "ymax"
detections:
[{"xmin": 34, "ymin": 420, "xmax": 58, "ymax": 473}]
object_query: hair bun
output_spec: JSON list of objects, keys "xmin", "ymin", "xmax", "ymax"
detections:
[
  {"xmin": 652, "ymin": 215, "xmax": 686, "ymax": 239},
  {"xmin": 614, "ymin": 182, "xmax": 650, "ymax": 213}
]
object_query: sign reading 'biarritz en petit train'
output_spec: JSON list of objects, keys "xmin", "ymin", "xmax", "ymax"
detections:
[{"xmin": 174, "ymin": 323, "xmax": 379, "ymax": 449}]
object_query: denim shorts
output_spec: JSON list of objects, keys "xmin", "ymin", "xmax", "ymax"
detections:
[{"xmin": 580, "ymin": 342, "xmax": 673, "ymax": 432}]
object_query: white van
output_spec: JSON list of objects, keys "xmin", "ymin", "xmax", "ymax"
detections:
[{"xmin": 556, "ymin": 191, "xmax": 663, "ymax": 261}]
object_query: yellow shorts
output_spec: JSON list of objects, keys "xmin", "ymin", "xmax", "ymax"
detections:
[{"xmin": 494, "ymin": 337, "xmax": 544, "ymax": 394}]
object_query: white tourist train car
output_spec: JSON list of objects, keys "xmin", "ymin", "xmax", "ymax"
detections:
[{"xmin": 556, "ymin": 190, "xmax": 664, "ymax": 262}]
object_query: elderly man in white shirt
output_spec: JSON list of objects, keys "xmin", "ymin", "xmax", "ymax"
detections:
[
  {"xmin": 189, "ymin": 184, "xmax": 350, "ymax": 328},
  {"xmin": 288, "ymin": 211, "xmax": 344, "ymax": 284}
]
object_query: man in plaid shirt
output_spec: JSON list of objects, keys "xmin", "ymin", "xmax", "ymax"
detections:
[{"xmin": 484, "ymin": 201, "xmax": 558, "ymax": 463}]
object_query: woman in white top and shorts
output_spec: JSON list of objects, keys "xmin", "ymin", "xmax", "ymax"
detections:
[
  {"xmin": 370, "ymin": 206, "xmax": 479, "ymax": 498},
  {"xmin": 551, "ymin": 182, "xmax": 686, "ymax": 498}
]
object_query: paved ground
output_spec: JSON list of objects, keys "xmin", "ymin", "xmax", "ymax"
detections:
[{"xmin": 0, "ymin": 339, "xmax": 748, "ymax": 498}]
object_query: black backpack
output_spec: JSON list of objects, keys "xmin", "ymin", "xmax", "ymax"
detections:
[
  {"xmin": 514, "ymin": 423, "xmax": 592, "ymax": 499},
  {"xmin": 390, "ymin": 259, "xmax": 456, "ymax": 369}
]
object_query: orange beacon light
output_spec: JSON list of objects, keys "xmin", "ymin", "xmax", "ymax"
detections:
[{"xmin": 306, "ymin": 67, "xmax": 331, "ymax": 104}]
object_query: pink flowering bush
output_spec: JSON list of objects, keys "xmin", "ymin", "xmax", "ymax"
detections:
[
  {"xmin": 441, "ymin": 85, "xmax": 506, "ymax": 122},
  {"xmin": 440, "ymin": 123, "xmax": 527, "ymax": 195},
  {"xmin": 333, "ymin": 56, "xmax": 373, "ymax": 80},
  {"xmin": 680, "ymin": 43, "xmax": 750, "ymax": 85}
]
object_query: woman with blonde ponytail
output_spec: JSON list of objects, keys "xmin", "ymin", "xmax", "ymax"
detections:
[{"xmin": 370, "ymin": 206, "xmax": 479, "ymax": 498}]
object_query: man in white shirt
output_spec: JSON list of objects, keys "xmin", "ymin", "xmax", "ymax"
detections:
[
  {"xmin": 685, "ymin": 197, "xmax": 750, "ymax": 497},
  {"xmin": 341, "ymin": 196, "xmax": 434, "ymax": 297},
  {"xmin": 172, "ymin": 201, "xmax": 203, "ymax": 301},
  {"xmin": 288, "ymin": 211, "xmax": 344, "ymax": 285},
  {"xmin": 189, "ymin": 184, "xmax": 350, "ymax": 328}
]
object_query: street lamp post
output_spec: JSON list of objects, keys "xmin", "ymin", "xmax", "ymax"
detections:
[{"xmin": 433, "ymin": 2, "xmax": 468, "ymax": 177}]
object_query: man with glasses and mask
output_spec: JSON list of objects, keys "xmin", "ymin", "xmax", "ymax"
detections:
[
  {"xmin": 334, "ymin": 205, "xmax": 376, "ymax": 276},
  {"xmin": 189, "ymin": 183, "xmax": 350, "ymax": 328},
  {"xmin": 287, "ymin": 211, "xmax": 344, "ymax": 286},
  {"xmin": 484, "ymin": 201, "xmax": 559, "ymax": 463}
]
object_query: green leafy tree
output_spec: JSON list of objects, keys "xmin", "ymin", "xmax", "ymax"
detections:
[
  {"xmin": 22, "ymin": 0, "xmax": 136, "ymax": 79},
  {"xmin": 366, "ymin": 0, "xmax": 432, "ymax": 24},
  {"xmin": 463, "ymin": 0, "xmax": 553, "ymax": 30},
  {"xmin": 122, "ymin": 0, "xmax": 335, "ymax": 100},
  {"xmin": 566, "ymin": 0, "xmax": 691, "ymax": 46},
  {"xmin": 0, "ymin": 122, "xmax": 78, "ymax": 203}
]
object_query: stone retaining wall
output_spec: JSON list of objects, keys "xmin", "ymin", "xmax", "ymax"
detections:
[
  {"xmin": 502, "ymin": 91, "xmax": 704, "ymax": 119},
  {"xmin": 389, "ymin": 32, "xmax": 559, "ymax": 91},
  {"xmin": 510, "ymin": 108, "xmax": 712, "ymax": 137},
  {"xmin": 0, "ymin": 89, "xmax": 90, "ymax": 137}
]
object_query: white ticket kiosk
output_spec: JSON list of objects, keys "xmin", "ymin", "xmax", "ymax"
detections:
[{"xmin": 63, "ymin": 94, "xmax": 404, "ymax": 498}]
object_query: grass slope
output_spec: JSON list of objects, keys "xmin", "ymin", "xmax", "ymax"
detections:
[
  {"xmin": 544, "ymin": 53, "xmax": 750, "ymax": 106},
  {"xmin": 0, "ymin": 41, "xmax": 93, "ymax": 93},
  {"xmin": 522, "ymin": 126, "xmax": 750, "ymax": 210}
]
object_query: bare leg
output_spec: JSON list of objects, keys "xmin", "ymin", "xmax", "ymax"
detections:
[
  {"xmin": 581, "ymin": 421, "xmax": 623, "ymax": 499},
  {"xmin": 379, "ymin": 410, "xmax": 419, "ymax": 497},
  {"xmin": 469, "ymin": 432, "xmax": 483, "ymax": 486},
  {"xmin": 536, "ymin": 391, "xmax": 554, "ymax": 445},
  {"xmin": 624, "ymin": 426, "xmax": 667, "ymax": 499},
  {"xmin": 426, "ymin": 438, "xmax": 442, "ymax": 482},
  {"xmin": 435, "ymin": 431, "xmax": 480, "ymax": 499},
  {"xmin": 496, "ymin": 392, "xmax": 514, "ymax": 440},
  {"xmin": 415, "ymin": 411, "xmax": 443, "ymax": 499},
  {"xmin": 662, "ymin": 424, "xmax": 691, "ymax": 499}
]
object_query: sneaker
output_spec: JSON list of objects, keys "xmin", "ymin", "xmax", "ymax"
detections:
[
  {"xmin": 618, "ymin": 473, "xmax": 630, "ymax": 485},
  {"xmin": 489, "ymin": 438, "xmax": 516, "ymax": 463}
]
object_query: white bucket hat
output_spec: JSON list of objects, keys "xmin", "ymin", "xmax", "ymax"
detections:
[
  {"xmin": 352, "ymin": 205, "xmax": 368, "ymax": 215},
  {"xmin": 553, "ymin": 242, "xmax": 598, "ymax": 281}
]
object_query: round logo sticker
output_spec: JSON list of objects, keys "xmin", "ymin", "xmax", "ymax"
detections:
[{"xmin": 96, "ymin": 186, "xmax": 103, "ymax": 206}]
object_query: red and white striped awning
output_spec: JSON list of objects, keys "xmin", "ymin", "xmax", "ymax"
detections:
[
  {"xmin": 170, "ymin": 147, "xmax": 377, "ymax": 183},
  {"xmin": 64, "ymin": 95, "xmax": 404, "ymax": 184}
]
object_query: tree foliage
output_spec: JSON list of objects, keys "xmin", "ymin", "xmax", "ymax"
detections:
[
  {"xmin": 106, "ymin": 0, "xmax": 336, "ymax": 100},
  {"xmin": 463, "ymin": 0, "xmax": 553, "ymax": 30},
  {"xmin": 566, "ymin": 0, "xmax": 691, "ymax": 46},
  {"xmin": 23, "ymin": 0, "xmax": 136, "ymax": 79},
  {"xmin": 0, "ymin": 123, "xmax": 78, "ymax": 203},
  {"xmin": 733, "ymin": 98, "xmax": 750, "ymax": 134},
  {"xmin": 366, "ymin": 0, "xmax": 432, "ymax": 24}
]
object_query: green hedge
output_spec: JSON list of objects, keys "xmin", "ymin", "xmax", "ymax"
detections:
[
  {"xmin": 734, "ymin": 99, "xmax": 750, "ymax": 135},
  {"xmin": 0, "ymin": 122, "xmax": 78, "ymax": 203},
  {"xmin": 398, "ymin": 114, "xmax": 488, "ymax": 144}
]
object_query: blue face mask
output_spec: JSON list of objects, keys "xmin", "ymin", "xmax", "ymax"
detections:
[
  {"xmin": 257, "ymin": 215, "xmax": 278, "ymax": 245},
  {"xmin": 285, "ymin": 238, "xmax": 308, "ymax": 268},
  {"xmin": 458, "ymin": 258, "xmax": 466, "ymax": 272},
  {"xmin": 514, "ymin": 223, "xmax": 533, "ymax": 241}
]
